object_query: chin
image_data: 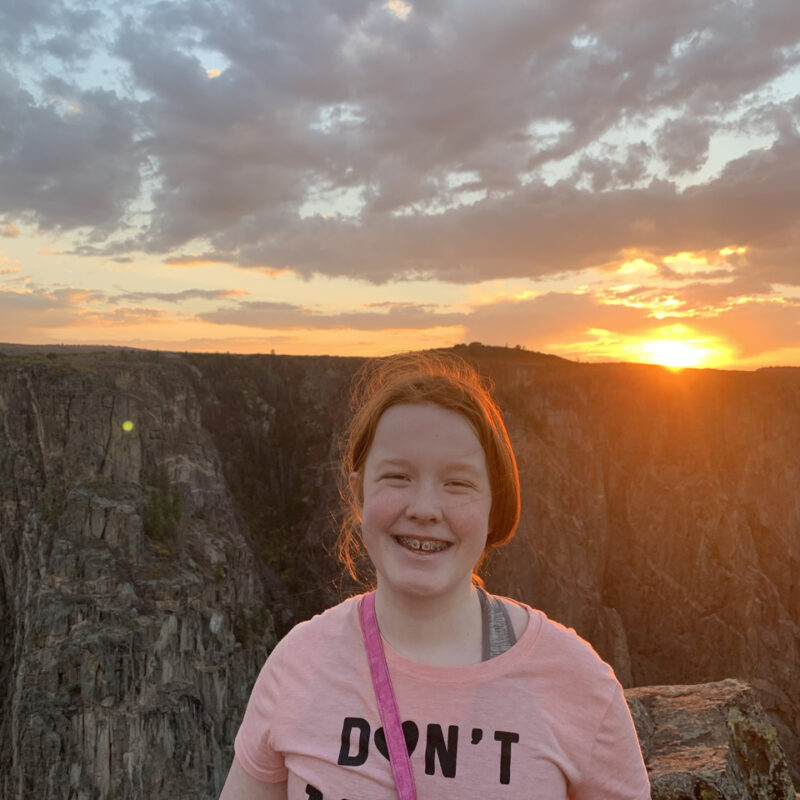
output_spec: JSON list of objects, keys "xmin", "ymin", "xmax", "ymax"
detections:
[{"xmin": 380, "ymin": 572, "xmax": 470, "ymax": 601}]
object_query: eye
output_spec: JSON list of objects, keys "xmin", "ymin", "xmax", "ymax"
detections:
[
  {"xmin": 445, "ymin": 479, "xmax": 476, "ymax": 491},
  {"xmin": 381, "ymin": 473, "xmax": 410, "ymax": 483}
]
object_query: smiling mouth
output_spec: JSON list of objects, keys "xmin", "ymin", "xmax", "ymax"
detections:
[{"xmin": 394, "ymin": 535, "xmax": 451, "ymax": 553}]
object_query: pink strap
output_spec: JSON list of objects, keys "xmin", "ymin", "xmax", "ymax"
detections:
[{"xmin": 359, "ymin": 592, "xmax": 417, "ymax": 800}]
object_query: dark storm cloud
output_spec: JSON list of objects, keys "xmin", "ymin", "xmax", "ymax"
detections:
[{"xmin": 1, "ymin": 0, "xmax": 799, "ymax": 288}]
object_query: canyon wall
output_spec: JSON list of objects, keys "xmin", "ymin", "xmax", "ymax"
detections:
[
  {"xmin": 1, "ymin": 344, "xmax": 798, "ymax": 797},
  {"xmin": 0, "ymin": 350, "xmax": 281, "ymax": 799},
  {"xmin": 477, "ymin": 351, "xmax": 800, "ymax": 777}
]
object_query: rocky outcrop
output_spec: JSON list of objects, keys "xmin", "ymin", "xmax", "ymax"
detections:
[
  {"xmin": 1, "ymin": 344, "xmax": 799, "ymax": 797},
  {"xmin": 625, "ymin": 679, "xmax": 795, "ymax": 799}
]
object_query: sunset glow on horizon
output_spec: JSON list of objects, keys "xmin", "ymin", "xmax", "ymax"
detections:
[
  {"xmin": 630, "ymin": 335, "xmax": 729, "ymax": 370},
  {"xmin": 1, "ymin": 1, "xmax": 799, "ymax": 371}
]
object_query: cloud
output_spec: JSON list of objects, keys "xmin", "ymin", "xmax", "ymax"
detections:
[
  {"xmin": 188, "ymin": 270, "xmax": 800, "ymax": 361},
  {"xmin": 163, "ymin": 253, "xmax": 238, "ymax": 267},
  {"xmin": 0, "ymin": 0, "xmax": 798, "ymax": 292},
  {"xmin": 199, "ymin": 300, "xmax": 464, "ymax": 330},
  {"xmin": 464, "ymin": 292, "xmax": 653, "ymax": 346},
  {"xmin": 5, "ymin": 267, "xmax": 799, "ymax": 363},
  {"xmin": 220, "ymin": 131, "xmax": 800, "ymax": 286},
  {"xmin": 656, "ymin": 116, "xmax": 712, "ymax": 175},
  {"xmin": 572, "ymin": 143, "xmax": 654, "ymax": 192},
  {"xmin": 0, "ymin": 287, "xmax": 81, "ymax": 328},
  {"xmin": 0, "ymin": 68, "xmax": 144, "ymax": 231},
  {"xmin": 108, "ymin": 288, "xmax": 245, "ymax": 304},
  {"xmin": 663, "ymin": 275, "xmax": 776, "ymax": 308},
  {"xmin": 0, "ymin": 0, "xmax": 103, "ymax": 61},
  {"xmin": 1, "ymin": 224, "xmax": 20, "ymax": 237},
  {"xmin": 687, "ymin": 298, "xmax": 800, "ymax": 358},
  {"xmin": 461, "ymin": 287, "xmax": 800, "ymax": 361},
  {"xmin": 76, "ymin": 307, "xmax": 170, "ymax": 327},
  {"xmin": 0, "ymin": 279, "xmax": 249, "ymax": 336},
  {"xmin": 0, "ymin": 288, "xmax": 62, "ymax": 312}
]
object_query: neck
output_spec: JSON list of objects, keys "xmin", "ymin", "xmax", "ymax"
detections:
[{"xmin": 373, "ymin": 581, "xmax": 483, "ymax": 666}]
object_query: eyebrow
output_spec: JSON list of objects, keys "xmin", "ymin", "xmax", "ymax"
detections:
[{"xmin": 372, "ymin": 457, "xmax": 484, "ymax": 475}]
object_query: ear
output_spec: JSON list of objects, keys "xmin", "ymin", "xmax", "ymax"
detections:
[{"xmin": 349, "ymin": 471, "xmax": 363, "ymax": 512}]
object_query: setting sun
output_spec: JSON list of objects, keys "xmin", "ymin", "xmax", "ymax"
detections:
[
  {"xmin": 639, "ymin": 339, "xmax": 710, "ymax": 369},
  {"xmin": 621, "ymin": 325, "xmax": 733, "ymax": 369}
]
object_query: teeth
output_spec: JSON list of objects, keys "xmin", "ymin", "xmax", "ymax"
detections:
[{"xmin": 397, "ymin": 536, "xmax": 449, "ymax": 553}]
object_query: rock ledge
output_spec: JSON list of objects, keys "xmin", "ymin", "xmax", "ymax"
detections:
[{"xmin": 626, "ymin": 679, "xmax": 796, "ymax": 799}]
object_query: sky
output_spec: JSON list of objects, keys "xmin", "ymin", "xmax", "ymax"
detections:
[{"xmin": 1, "ymin": 0, "xmax": 799, "ymax": 369}]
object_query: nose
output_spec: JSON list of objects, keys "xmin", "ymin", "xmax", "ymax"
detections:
[{"xmin": 405, "ymin": 483, "xmax": 442, "ymax": 523}]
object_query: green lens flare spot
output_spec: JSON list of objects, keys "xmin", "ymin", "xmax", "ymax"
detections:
[{"xmin": 122, "ymin": 420, "xmax": 134, "ymax": 432}]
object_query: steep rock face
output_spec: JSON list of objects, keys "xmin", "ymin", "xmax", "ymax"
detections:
[
  {"xmin": 625, "ymin": 679, "xmax": 795, "ymax": 799},
  {"xmin": 0, "ymin": 353, "xmax": 278, "ymax": 799},
  {"xmin": 475, "ymin": 354, "xmax": 800, "ymax": 780},
  {"xmin": 184, "ymin": 352, "xmax": 361, "ymax": 623}
]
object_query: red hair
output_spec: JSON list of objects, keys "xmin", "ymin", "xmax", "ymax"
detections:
[{"xmin": 338, "ymin": 351, "xmax": 520, "ymax": 584}]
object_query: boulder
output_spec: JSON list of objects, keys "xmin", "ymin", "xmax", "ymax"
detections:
[{"xmin": 626, "ymin": 679, "xmax": 796, "ymax": 800}]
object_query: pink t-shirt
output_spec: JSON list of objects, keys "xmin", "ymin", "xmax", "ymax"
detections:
[{"xmin": 235, "ymin": 594, "xmax": 651, "ymax": 800}]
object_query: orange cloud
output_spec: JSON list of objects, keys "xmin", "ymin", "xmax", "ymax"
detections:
[
  {"xmin": 163, "ymin": 254, "xmax": 236, "ymax": 267},
  {"xmin": 76, "ymin": 308, "xmax": 173, "ymax": 327}
]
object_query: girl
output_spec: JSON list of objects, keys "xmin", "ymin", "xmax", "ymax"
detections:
[{"xmin": 220, "ymin": 352, "xmax": 650, "ymax": 800}]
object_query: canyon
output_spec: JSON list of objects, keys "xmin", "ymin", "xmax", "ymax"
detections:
[{"xmin": 0, "ymin": 344, "xmax": 797, "ymax": 798}]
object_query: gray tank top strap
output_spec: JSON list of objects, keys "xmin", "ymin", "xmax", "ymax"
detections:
[{"xmin": 477, "ymin": 587, "xmax": 518, "ymax": 661}]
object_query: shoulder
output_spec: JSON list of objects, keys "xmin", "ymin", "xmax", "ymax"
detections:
[
  {"xmin": 268, "ymin": 594, "xmax": 363, "ymax": 666},
  {"xmin": 514, "ymin": 606, "xmax": 637, "ymax": 755},
  {"xmin": 242, "ymin": 596, "xmax": 367, "ymax": 735},
  {"xmin": 504, "ymin": 599, "xmax": 529, "ymax": 640},
  {"xmin": 510, "ymin": 600, "xmax": 620, "ymax": 691}
]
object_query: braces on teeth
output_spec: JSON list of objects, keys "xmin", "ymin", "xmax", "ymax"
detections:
[{"xmin": 398, "ymin": 536, "xmax": 449, "ymax": 552}]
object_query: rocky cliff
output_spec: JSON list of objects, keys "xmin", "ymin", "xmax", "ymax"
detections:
[
  {"xmin": 1, "ymin": 344, "xmax": 798, "ymax": 797},
  {"xmin": 474, "ymin": 350, "xmax": 800, "ymax": 780},
  {"xmin": 0, "ymin": 349, "xmax": 283, "ymax": 799}
]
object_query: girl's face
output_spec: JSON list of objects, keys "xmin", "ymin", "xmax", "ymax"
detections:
[{"xmin": 352, "ymin": 402, "xmax": 492, "ymax": 604}]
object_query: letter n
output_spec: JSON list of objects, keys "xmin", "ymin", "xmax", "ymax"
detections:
[{"xmin": 424, "ymin": 724, "xmax": 458, "ymax": 778}]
